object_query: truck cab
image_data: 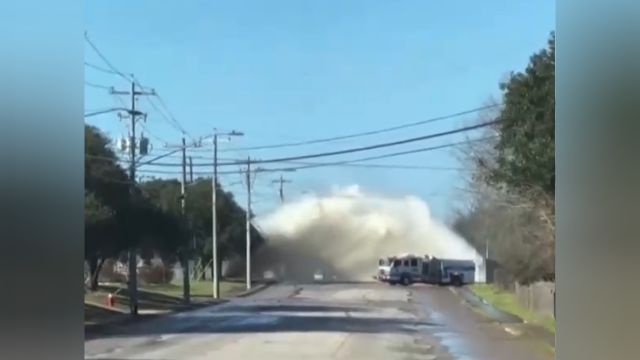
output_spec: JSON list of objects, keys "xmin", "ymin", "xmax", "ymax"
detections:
[
  {"xmin": 385, "ymin": 254, "xmax": 427, "ymax": 286},
  {"xmin": 376, "ymin": 257, "xmax": 393, "ymax": 281}
]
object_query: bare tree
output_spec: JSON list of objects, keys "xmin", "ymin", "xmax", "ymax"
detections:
[{"xmin": 453, "ymin": 101, "xmax": 555, "ymax": 286}]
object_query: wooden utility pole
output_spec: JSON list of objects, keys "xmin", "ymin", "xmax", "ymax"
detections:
[
  {"xmin": 180, "ymin": 137, "xmax": 190, "ymax": 304},
  {"xmin": 163, "ymin": 137, "xmax": 204, "ymax": 304},
  {"xmin": 272, "ymin": 174, "xmax": 292, "ymax": 203},
  {"xmin": 210, "ymin": 130, "xmax": 243, "ymax": 299},
  {"xmin": 245, "ymin": 157, "xmax": 252, "ymax": 290},
  {"xmin": 212, "ymin": 133, "xmax": 219, "ymax": 299},
  {"xmin": 111, "ymin": 79, "xmax": 154, "ymax": 317}
]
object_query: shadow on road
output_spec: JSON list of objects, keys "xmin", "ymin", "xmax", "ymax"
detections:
[
  {"xmin": 86, "ymin": 303, "xmax": 442, "ymax": 340},
  {"xmin": 218, "ymin": 304, "xmax": 371, "ymax": 313}
]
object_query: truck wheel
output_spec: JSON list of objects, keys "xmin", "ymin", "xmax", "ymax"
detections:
[
  {"xmin": 389, "ymin": 281, "xmax": 397, "ymax": 286},
  {"xmin": 401, "ymin": 275, "xmax": 411, "ymax": 286}
]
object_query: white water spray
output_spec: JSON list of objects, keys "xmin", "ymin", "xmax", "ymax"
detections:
[{"xmin": 252, "ymin": 185, "xmax": 482, "ymax": 281}]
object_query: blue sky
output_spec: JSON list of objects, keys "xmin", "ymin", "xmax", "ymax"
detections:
[{"xmin": 85, "ymin": 1, "xmax": 555, "ymax": 221}]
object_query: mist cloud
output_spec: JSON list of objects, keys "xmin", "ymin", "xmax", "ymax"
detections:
[{"xmin": 251, "ymin": 185, "xmax": 481, "ymax": 282}]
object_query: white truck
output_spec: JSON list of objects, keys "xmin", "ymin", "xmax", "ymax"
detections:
[
  {"xmin": 375, "ymin": 254, "xmax": 476, "ymax": 287},
  {"xmin": 375, "ymin": 253, "xmax": 430, "ymax": 286}
]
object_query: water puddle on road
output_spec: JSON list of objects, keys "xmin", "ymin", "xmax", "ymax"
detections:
[
  {"xmin": 433, "ymin": 331, "xmax": 477, "ymax": 360},
  {"xmin": 429, "ymin": 310, "xmax": 447, "ymax": 324},
  {"xmin": 224, "ymin": 314, "xmax": 282, "ymax": 327}
]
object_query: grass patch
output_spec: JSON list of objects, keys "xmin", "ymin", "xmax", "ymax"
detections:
[
  {"xmin": 84, "ymin": 280, "xmax": 248, "ymax": 326},
  {"xmin": 470, "ymin": 284, "xmax": 555, "ymax": 334},
  {"xmin": 142, "ymin": 280, "xmax": 247, "ymax": 298},
  {"xmin": 84, "ymin": 279, "xmax": 248, "ymax": 324}
]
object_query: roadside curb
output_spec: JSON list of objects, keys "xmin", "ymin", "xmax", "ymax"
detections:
[
  {"xmin": 85, "ymin": 299, "xmax": 227, "ymax": 338},
  {"xmin": 235, "ymin": 282, "xmax": 272, "ymax": 298}
]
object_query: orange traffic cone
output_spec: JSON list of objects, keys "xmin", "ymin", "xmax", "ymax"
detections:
[{"xmin": 107, "ymin": 293, "xmax": 115, "ymax": 307}]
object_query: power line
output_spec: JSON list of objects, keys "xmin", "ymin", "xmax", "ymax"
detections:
[
  {"xmin": 136, "ymin": 149, "xmax": 183, "ymax": 168},
  {"xmin": 141, "ymin": 95, "xmax": 188, "ymax": 135},
  {"xmin": 135, "ymin": 162, "xmax": 465, "ymax": 176},
  {"xmin": 136, "ymin": 160, "xmax": 466, "ymax": 172},
  {"xmin": 85, "ymin": 61, "xmax": 121, "ymax": 76},
  {"xmin": 85, "ymin": 107, "xmax": 128, "ymax": 118},
  {"xmin": 85, "ymin": 149, "xmax": 184, "ymax": 170},
  {"xmin": 111, "ymin": 93, "xmax": 173, "ymax": 145},
  {"xmin": 139, "ymin": 122, "xmax": 171, "ymax": 146},
  {"xmin": 85, "ymin": 81, "xmax": 113, "ymax": 90},
  {"xmin": 216, "ymin": 104, "xmax": 500, "ymax": 152},
  {"xmin": 131, "ymin": 136, "xmax": 493, "ymax": 175},
  {"xmin": 130, "ymin": 75, "xmax": 194, "ymax": 141},
  {"xmin": 136, "ymin": 151, "xmax": 465, "ymax": 170},
  {"xmin": 258, "ymin": 136, "xmax": 494, "ymax": 173},
  {"xmin": 84, "ymin": 33, "xmax": 193, "ymax": 142},
  {"xmin": 290, "ymin": 162, "xmax": 466, "ymax": 171},
  {"xmin": 136, "ymin": 133, "xmax": 494, "ymax": 169},
  {"xmin": 214, "ymin": 138, "xmax": 487, "ymax": 174},
  {"xmin": 84, "ymin": 32, "xmax": 131, "ymax": 82},
  {"xmin": 218, "ymin": 119, "xmax": 500, "ymax": 166},
  {"xmin": 141, "ymin": 152, "xmax": 216, "ymax": 160},
  {"xmin": 154, "ymin": 92, "xmax": 187, "ymax": 133},
  {"xmin": 112, "ymin": 92, "xmax": 128, "ymax": 108}
]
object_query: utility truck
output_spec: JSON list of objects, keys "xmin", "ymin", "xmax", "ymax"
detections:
[{"xmin": 375, "ymin": 253, "xmax": 476, "ymax": 287}]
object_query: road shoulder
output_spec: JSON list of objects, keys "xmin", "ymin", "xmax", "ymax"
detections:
[
  {"xmin": 452, "ymin": 285, "xmax": 555, "ymax": 350},
  {"xmin": 85, "ymin": 281, "xmax": 273, "ymax": 338}
]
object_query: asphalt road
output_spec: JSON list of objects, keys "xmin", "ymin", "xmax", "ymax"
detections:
[{"xmin": 85, "ymin": 282, "xmax": 552, "ymax": 360}]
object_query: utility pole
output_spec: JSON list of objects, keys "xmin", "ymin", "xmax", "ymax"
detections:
[
  {"xmin": 163, "ymin": 139, "xmax": 202, "ymax": 287},
  {"xmin": 210, "ymin": 129, "xmax": 243, "ymax": 299},
  {"xmin": 272, "ymin": 174, "xmax": 292, "ymax": 203},
  {"xmin": 189, "ymin": 155, "xmax": 195, "ymax": 257},
  {"xmin": 485, "ymin": 238, "xmax": 489, "ymax": 259},
  {"xmin": 180, "ymin": 137, "xmax": 190, "ymax": 304},
  {"xmin": 245, "ymin": 157, "xmax": 252, "ymax": 290},
  {"xmin": 211, "ymin": 133, "xmax": 219, "ymax": 299},
  {"xmin": 111, "ymin": 78, "xmax": 154, "ymax": 317},
  {"xmin": 163, "ymin": 138, "xmax": 204, "ymax": 303}
]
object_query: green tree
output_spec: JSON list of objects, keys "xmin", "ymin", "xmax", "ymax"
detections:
[
  {"xmin": 139, "ymin": 177, "xmax": 265, "ymax": 278},
  {"xmin": 84, "ymin": 125, "xmax": 130, "ymax": 290},
  {"xmin": 84, "ymin": 125, "xmax": 185, "ymax": 290},
  {"xmin": 490, "ymin": 32, "xmax": 555, "ymax": 197},
  {"xmin": 455, "ymin": 32, "xmax": 556, "ymax": 285}
]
